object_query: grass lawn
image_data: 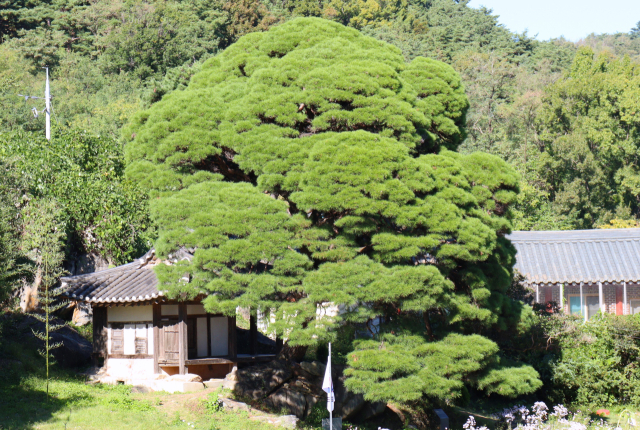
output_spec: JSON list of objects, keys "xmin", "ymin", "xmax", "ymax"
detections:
[{"xmin": 0, "ymin": 373, "xmax": 291, "ymax": 430}]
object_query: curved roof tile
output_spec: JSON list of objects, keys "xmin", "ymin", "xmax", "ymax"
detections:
[{"xmin": 508, "ymin": 228, "xmax": 640, "ymax": 285}]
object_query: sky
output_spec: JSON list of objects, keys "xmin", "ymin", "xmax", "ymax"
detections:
[{"xmin": 467, "ymin": 0, "xmax": 640, "ymax": 41}]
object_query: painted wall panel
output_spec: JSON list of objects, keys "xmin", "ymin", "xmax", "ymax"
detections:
[
  {"xmin": 108, "ymin": 306, "xmax": 152, "ymax": 322},
  {"xmin": 188, "ymin": 304, "xmax": 205, "ymax": 314},
  {"xmin": 123, "ymin": 324, "xmax": 136, "ymax": 355},
  {"xmin": 197, "ymin": 318, "xmax": 208, "ymax": 357},
  {"xmin": 210, "ymin": 317, "xmax": 228, "ymax": 356},
  {"xmin": 161, "ymin": 305, "xmax": 178, "ymax": 316}
]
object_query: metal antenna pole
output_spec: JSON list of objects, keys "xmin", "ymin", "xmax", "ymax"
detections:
[
  {"xmin": 45, "ymin": 67, "xmax": 51, "ymax": 141},
  {"xmin": 17, "ymin": 66, "xmax": 52, "ymax": 140}
]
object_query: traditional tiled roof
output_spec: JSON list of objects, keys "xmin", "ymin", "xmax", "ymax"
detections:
[
  {"xmin": 508, "ymin": 228, "xmax": 640, "ymax": 285},
  {"xmin": 61, "ymin": 250, "xmax": 163, "ymax": 304}
]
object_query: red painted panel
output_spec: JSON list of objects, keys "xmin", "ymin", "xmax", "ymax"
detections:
[
  {"xmin": 545, "ymin": 287, "xmax": 552, "ymax": 304},
  {"xmin": 616, "ymin": 285, "xmax": 623, "ymax": 315}
]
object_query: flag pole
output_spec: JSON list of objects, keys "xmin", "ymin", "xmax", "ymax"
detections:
[
  {"xmin": 322, "ymin": 341, "xmax": 335, "ymax": 430},
  {"xmin": 329, "ymin": 342, "xmax": 332, "ymax": 430}
]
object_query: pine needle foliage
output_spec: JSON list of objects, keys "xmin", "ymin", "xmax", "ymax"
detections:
[{"xmin": 125, "ymin": 17, "xmax": 540, "ymax": 405}]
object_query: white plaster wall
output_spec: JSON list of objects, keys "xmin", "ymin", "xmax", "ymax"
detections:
[
  {"xmin": 147, "ymin": 325, "xmax": 154, "ymax": 352},
  {"xmin": 106, "ymin": 358, "xmax": 154, "ymax": 380},
  {"xmin": 197, "ymin": 317, "xmax": 208, "ymax": 357},
  {"xmin": 210, "ymin": 317, "xmax": 228, "ymax": 356},
  {"xmin": 108, "ymin": 305, "xmax": 152, "ymax": 322},
  {"xmin": 188, "ymin": 304, "xmax": 205, "ymax": 314}
]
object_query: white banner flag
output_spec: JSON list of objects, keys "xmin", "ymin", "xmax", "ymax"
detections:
[{"xmin": 322, "ymin": 343, "xmax": 335, "ymax": 412}]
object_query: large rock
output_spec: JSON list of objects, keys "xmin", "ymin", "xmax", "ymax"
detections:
[
  {"xmin": 234, "ymin": 360, "xmax": 292, "ymax": 400},
  {"xmin": 333, "ymin": 366, "xmax": 370, "ymax": 420},
  {"xmin": 221, "ymin": 397, "xmax": 251, "ymax": 412},
  {"xmin": 20, "ymin": 316, "xmax": 93, "ymax": 368},
  {"xmin": 265, "ymin": 377, "xmax": 325, "ymax": 419},
  {"xmin": 68, "ymin": 252, "xmax": 110, "ymax": 276},
  {"xmin": 233, "ymin": 359, "xmax": 386, "ymax": 423},
  {"xmin": 266, "ymin": 383, "xmax": 308, "ymax": 418},
  {"xmin": 169, "ymin": 373, "xmax": 203, "ymax": 383},
  {"xmin": 72, "ymin": 301, "xmax": 93, "ymax": 326},
  {"xmin": 250, "ymin": 414, "xmax": 299, "ymax": 429},
  {"xmin": 353, "ymin": 400, "xmax": 387, "ymax": 421},
  {"xmin": 300, "ymin": 361, "xmax": 326, "ymax": 377}
]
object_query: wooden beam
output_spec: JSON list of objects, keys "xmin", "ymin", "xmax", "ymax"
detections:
[
  {"xmin": 185, "ymin": 357, "xmax": 234, "ymax": 365},
  {"xmin": 108, "ymin": 354, "xmax": 154, "ymax": 359},
  {"xmin": 178, "ymin": 302, "xmax": 187, "ymax": 375},
  {"xmin": 228, "ymin": 316, "xmax": 237, "ymax": 359},
  {"xmin": 249, "ymin": 314, "xmax": 257, "ymax": 356},
  {"xmin": 234, "ymin": 354, "xmax": 276, "ymax": 363},
  {"xmin": 153, "ymin": 303, "xmax": 161, "ymax": 374}
]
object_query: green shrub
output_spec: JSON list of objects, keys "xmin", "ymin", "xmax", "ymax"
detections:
[{"xmin": 542, "ymin": 313, "xmax": 640, "ymax": 407}]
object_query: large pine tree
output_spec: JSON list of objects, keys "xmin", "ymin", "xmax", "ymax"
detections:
[{"xmin": 124, "ymin": 17, "xmax": 540, "ymax": 406}]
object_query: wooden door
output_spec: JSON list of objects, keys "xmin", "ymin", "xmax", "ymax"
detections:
[
  {"xmin": 160, "ymin": 320, "xmax": 179, "ymax": 364},
  {"xmin": 187, "ymin": 319, "xmax": 197, "ymax": 359}
]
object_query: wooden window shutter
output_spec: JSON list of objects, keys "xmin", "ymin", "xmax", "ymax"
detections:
[
  {"xmin": 111, "ymin": 323, "xmax": 124, "ymax": 354},
  {"xmin": 135, "ymin": 324, "xmax": 148, "ymax": 354}
]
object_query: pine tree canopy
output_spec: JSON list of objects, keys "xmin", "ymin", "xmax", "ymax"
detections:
[{"xmin": 125, "ymin": 17, "xmax": 541, "ymax": 404}]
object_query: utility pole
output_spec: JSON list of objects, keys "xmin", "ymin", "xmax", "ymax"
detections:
[
  {"xmin": 18, "ymin": 66, "xmax": 52, "ymax": 141},
  {"xmin": 45, "ymin": 67, "xmax": 51, "ymax": 140}
]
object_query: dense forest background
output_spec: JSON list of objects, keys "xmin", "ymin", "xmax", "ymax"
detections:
[{"xmin": 1, "ymin": 0, "xmax": 640, "ymax": 280}]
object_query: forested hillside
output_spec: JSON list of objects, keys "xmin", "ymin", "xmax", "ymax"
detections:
[{"xmin": 1, "ymin": 0, "xmax": 639, "ymax": 299}]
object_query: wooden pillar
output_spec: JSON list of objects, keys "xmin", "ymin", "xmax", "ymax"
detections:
[
  {"xmin": 599, "ymin": 282, "xmax": 604, "ymax": 314},
  {"xmin": 616, "ymin": 284, "xmax": 623, "ymax": 315},
  {"xmin": 580, "ymin": 282, "xmax": 585, "ymax": 322},
  {"xmin": 624, "ymin": 281, "xmax": 628, "ymax": 315},
  {"xmin": 178, "ymin": 302, "xmax": 187, "ymax": 375},
  {"xmin": 536, "ymin": 285, "xmax": 539, "ymax": 303},
  {"xmin": 249, "ymin": 314, "xmax": 257, "ymax": 356},
  {"xmin": 92, "ymin": 306, "xmax": 108, "ymax": 367},
  {"xmin": 228, "ymin": 316, "xmax": 237, "ymax": 359},
  {"xmin": 153, "ymin": 304, "xmax": 161, "ymax": 374},
  {"xmin": 560, "ymin": 283, "xmax": 564, "ymax": 313}
]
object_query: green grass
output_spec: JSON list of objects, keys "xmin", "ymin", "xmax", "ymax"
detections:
[
  {"xmin": 0, "ymin": 373, "xmax": 286, "ymax": 430},
  {"xmin": 0, "ymin": 312, "xmax": 285, "ymax": 430}
]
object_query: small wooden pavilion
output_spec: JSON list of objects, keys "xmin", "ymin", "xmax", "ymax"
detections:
[
  {"xmin": 61, "ymin": 250, "xmax": 277, "ymax": 381},
  {"xmin": 509, "ymin": 228, "xmax": 640, "ymax": 320}
]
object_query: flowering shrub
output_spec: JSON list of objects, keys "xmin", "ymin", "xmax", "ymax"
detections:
[{"xmin": 463, "ymin": 402, "xmax": 637, "ymax": 430}]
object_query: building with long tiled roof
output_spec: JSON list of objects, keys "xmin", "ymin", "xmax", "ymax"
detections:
[{"xmin": 507, "ymin": 228, "xmax": 640, "ymax": 319}]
